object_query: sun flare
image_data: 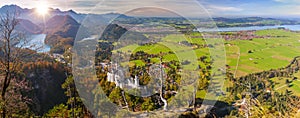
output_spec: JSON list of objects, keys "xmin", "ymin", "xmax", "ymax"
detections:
[{"xmin": 35, "ymin": 1, "xmax": 49, "ymax": 16}]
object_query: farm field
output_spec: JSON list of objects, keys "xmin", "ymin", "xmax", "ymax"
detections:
[
  {"xmin": 114, "ymin": 34, "xmax": 205, "ymax": 70},
  {"xmin": 115, "ymin": 29, "xmax": 300, "ymax": 76},
  {"xmin": 112, "ymin": 29, "xmax": 300, "ymax": 100},
  {"xmin": 226, "ymin": 29, "xmax": 300, "ymax": 77}
]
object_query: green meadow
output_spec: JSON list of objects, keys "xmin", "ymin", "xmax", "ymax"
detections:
[
  {"xmin": 115, "ymin": 29, "xmax": 300, "ymax": 77},
  {"xmin": 270, "ymin": 71, "xmax": 300, "ymax": 96},
  {"xmin": 226, "ymin": 29, "xmax": 300, "ymax": 77},
  {"xmin": 113, "ymin": 29, "xmax": 300, "ymax": 99},
  {"xmin": 115, "ymin": 34, "xmax": 205, "ymax": 70}
]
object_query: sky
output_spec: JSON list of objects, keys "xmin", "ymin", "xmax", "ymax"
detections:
[{"xmin": 1, "ymin": 0, "xmax": 300, "ymax": 17}]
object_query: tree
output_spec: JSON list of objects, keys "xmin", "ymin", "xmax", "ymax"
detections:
[
  {"xmin": 45, "ymin": 104, "xmax": 69, "ymax": 117},
  {"xmin": 46, "ymin": 75, "xmax": 93, "ymax": 117},
  {"xmin": 0, "ymin": 11, "xmax": 31, "ymax": 117},
  {"xmin": 108, "ymin": 88, "xmax": 123, "ymax": 106},
  {"xmin": 142, "ymin": 98, "xmax": 155, "ymax": 111}
]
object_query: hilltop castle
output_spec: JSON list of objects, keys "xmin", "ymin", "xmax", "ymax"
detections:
[{"xmin": 106, "ymin": 62, "xmax": 140, "ymax": 89}]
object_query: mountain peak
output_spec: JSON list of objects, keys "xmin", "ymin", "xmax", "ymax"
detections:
[
  {"xmin": 46, "ymin": 15, "xmax": 79, "ymax": 26},
  {"xmin": 0, "ymin": 4, "xmax": 23, "ymax": 12},
  {"xmin": 67, "ymin": 10, "xmax": 77, "ymax": 14},
  {"xmin": 45, "ymin": 15, "xmax": 80, "ymax": 37},
  {"xmin": 1, "ymin": 4, "xmax": 21, "ymax": 8}
]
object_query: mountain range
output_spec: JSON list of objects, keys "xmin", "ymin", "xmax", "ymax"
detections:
[
  {"xmin": 2, "ymin": 5, "xmax": 300, "ymax": 34},
  {"xmin": 0, "ymin": 5, "xmax": 128, "ymax": 34},
  {"xmin": 0, "ymin": 5, "xmax": 125, "ymax": 23}
]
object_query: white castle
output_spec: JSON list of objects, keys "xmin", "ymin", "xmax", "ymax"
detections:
[
  {"xmin": 106, "ymin": 62, "xmax": 163, "ymax": 97},
  {"xmin": 107, "ymin": 63, "xmax": 140, "ymax": 89}
]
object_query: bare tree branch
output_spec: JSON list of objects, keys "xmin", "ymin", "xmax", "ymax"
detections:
[{"xmin": 0, "ymin": 10, "xmax": 31, "ymax": 118}]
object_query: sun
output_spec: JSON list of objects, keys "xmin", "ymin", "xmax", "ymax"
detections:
[{"xmin": 35, "ymin": 1, "xmax": 49, "ymax": 16}]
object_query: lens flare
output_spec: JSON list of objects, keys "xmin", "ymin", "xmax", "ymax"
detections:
[{"xmin": 35, "ymin": 1, "xmax": 49, "ymax": 16}]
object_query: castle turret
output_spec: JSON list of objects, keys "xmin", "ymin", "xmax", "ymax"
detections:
[
  {"xmin": 115, "ymin": 80, "xmax": 120, "ymax": 87},
  {"xmin": 112, "ymin": 69, "xmax": 116, "ymax": 82},
  {"xmin": 115, "ymin": 74, "xmax": 120, "ymax": 87},
  {"xmin": 120, "ymin": 83, "xmax": 123, "ymax": 89},
  {"xmin": 134, "ymin": 75, "xmax": 139, "ymax": 88},
  {"xmin": 107, "ymin": 72, "xmax": 112, "ymax": 82}
]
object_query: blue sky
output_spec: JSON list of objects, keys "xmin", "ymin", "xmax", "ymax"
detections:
[
  {"xmin": 200, "ymin": 0, "xmax": 300, "ymax": 17},
  {"xmin": 1, "ymin": 0, "xmax": 300, "ymax": 17}
]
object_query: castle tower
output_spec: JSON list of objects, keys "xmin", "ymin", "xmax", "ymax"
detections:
[
  {"xmin": 120, "ymin": 83, "xmax": 123, "ymax": 89},
  {"xmin": 115, "ymin": 75, "xmax": 120, "ymax": 87},
  {"xmin": 134, "ymin": 75, "xmax": 139, "ymax": 88},
  {"xmin": 115, "ymin": 80, "xmax": 120, "ymax": 87},
  {"xmin": 107, "ymin": 72, "xmax": 112, "ymax": 82}
]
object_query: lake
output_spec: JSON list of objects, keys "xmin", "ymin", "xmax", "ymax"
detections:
[
  {"xmin": 17, "ymin": 34, "xmax": 51, "ymax": 53},
  {"xmin": 17, "ymin": 25, "xmax": 300, "ymax": 53},
  {"xmin": 197, "ymin": 25, "xmax": 300, "ymax": 32}
]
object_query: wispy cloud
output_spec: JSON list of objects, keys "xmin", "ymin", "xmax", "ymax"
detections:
[
  {"xmin": 70, "ymin": 1, "xmax": 99, "ymax": 7},
  {"xmin": 273, "ymin": 0, "xmax": 300, "ymax": 3},
  {"xmin": 207, "ymin": 5, "xmax": 243, "ymax": 12},
  {"xmin": 274, "ymin": 0, "xmax": 285, "ymax": 2}
]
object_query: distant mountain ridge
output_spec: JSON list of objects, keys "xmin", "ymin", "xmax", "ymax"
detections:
[
  {"xmin": 45, "ymin": 15, "xmax": 80, "ymax": 37},
  {"xmin": 0, "ymin": 5, "xmax": 25, "ymax": 13},
  {"xmin": 213, "ymin": 17, "xmax": 300, "ymax": 27},
  {"xmin": 0, "ymin": 5, "xmax": 127, "ymax": 24},
  {"xmin": 43, "ymin": 15, "xmax": 81, "ymax": 53},
  {"xmin": 0, "ymin": 4, "xmax": 134, "ymax": 36},
  {"xmin": 17, "ymin": 19, "xmax": 42, "ymax": 34},
  {"xmin": 2, "ymin": 4, "xmax": 299, "ymax": 29},
  {"xmin": 0, "ymin": 4, "xmax": 82, "ymax": 24}
]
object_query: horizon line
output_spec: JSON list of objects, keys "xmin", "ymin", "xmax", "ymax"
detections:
[{"xmin": 1, "ymin": 4, "xmax": 300, "ymax": 19}]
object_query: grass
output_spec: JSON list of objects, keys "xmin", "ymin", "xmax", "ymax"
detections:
[
  {"xmin": 115, "ymin": 29, "xmax": 300, "ymax": 75},
  {"xmin": 270, "ymin": 72, "xmax": 300, "ymax": 96},
  {"xmin": 113, "ymin": 29, "xmax": 300, "ymax": 96},
  {"xmin": 113, "ymin": 44, "xmax": 139, "ymax": 53},
  {"xmin": 115, "ymin": 29, "xmax": 300, "ymax": 76},
  {"xmin": 226, "ymin": 29, "xmax": 300, "ymax": 77},
  {"xmin": 132, "ymin": 60, "xmax": 146, "ymax": 67},
  {"xmin": 114, "ymin": 34, "xmax": 200, "ymax": 70},
  {"xmin": 162, "ymin": 34, "xmax": 187, "ymax": 42}
]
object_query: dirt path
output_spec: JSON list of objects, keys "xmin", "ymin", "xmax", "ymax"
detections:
[{"xmin": 234, "ymin": 46, "xmax": 241, "ymax": 78}]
